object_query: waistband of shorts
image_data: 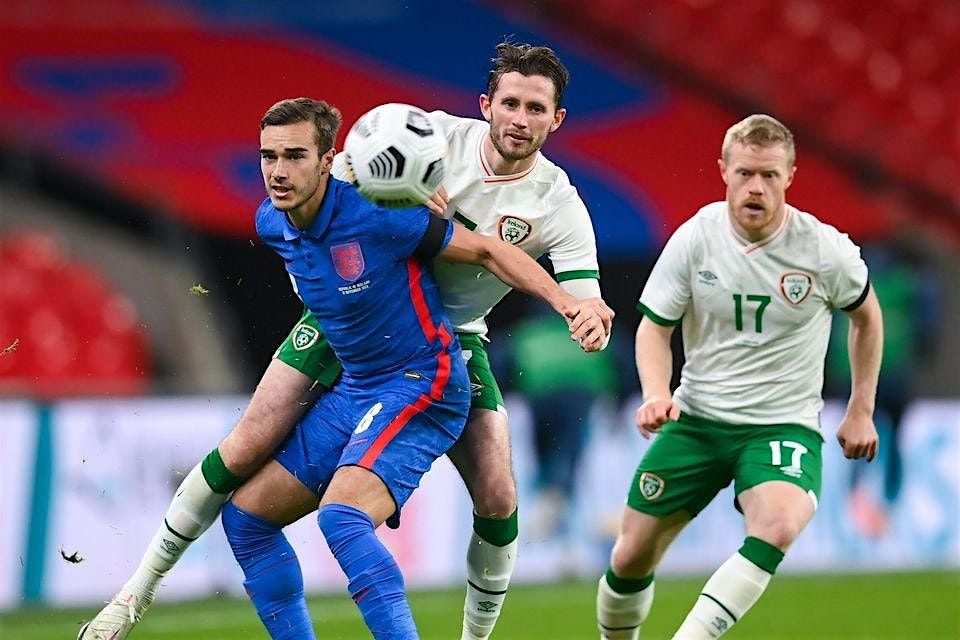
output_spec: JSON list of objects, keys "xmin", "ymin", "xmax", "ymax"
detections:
[{"xmin": 678, "ymin": 410, "xmax": 820, "ymax": 438}]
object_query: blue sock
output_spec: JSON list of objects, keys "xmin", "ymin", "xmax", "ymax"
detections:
[
  {"xmin": 221, "ymin": 501, "xmax": 315, "ymax": 640},
  {"xmin": 318, "ymin": 503, "xmax": 418, "ymax": 639}
]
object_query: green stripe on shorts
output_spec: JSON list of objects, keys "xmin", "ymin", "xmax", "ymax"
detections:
[
  {"xmin": 274, "ymin": 308, "xmax": 343, "ymax": 390},
  {"xmin": 457, "ymin": 332, "xmax": 505, "ymax": 414}
]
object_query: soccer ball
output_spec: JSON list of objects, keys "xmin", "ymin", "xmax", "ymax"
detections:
[{"xmin": 343, "ymin": 103, "xmax": 448, "ymax": 209}]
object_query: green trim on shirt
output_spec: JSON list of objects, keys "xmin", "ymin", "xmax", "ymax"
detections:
[
  {"xmin": 555, "ymin": 269, "xmax": 600, "ymax": 282},
  {"xmin": 637, "ymin": 301, "xmax": 682, "ymax": 326},
  {"xmin": 452, "ymin": 211, "xmax": 477, "ymax": 231}
]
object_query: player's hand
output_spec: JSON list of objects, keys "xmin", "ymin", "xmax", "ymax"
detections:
[
  {"xmin": 425, "ymin": 185, "xmax": 450, "ymax": 216},
  {"xmin": 565, "ymin": 297, "xmax": 614, "ymax": 352},
  {"xmin": 836, "ymin": 412, "xmax": 879, "ymax": 461},
  {"xmin": 635, "ymin": 397, "xmax": 680, "ymax": 439}
]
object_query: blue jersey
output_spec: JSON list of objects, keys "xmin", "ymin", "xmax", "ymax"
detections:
[{"xmin": 257, "ymin": 178, "xmax": 457, "ymax": 378}]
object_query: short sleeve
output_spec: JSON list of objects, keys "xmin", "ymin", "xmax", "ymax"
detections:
[
  {"xmin": 819, "ymin": 225, "xmax": 869, "ymax": 310},
  {"xmin": 376, "ymin": 205, "xmax": 441, "ymax": 262},
  {"xmin": 427, "ymin": 110, "xmax": 464, "ymax": 139},
  {"xmin": 543, "ymin": 198, "xmax": 600, "ymax": 283},
  {"xmin": 637, "ymin": 221, "xmax": 696, "ymax": 325}
]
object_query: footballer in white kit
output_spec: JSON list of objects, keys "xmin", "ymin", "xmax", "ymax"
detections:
[
  {"xmin": 322, "ymin": 109, "xmax": 601, "ymax": 414},
  {"xmin": 426, "ymin": 110, "xmax": 600, "ymax": 340},
  {"xmin": 597, "ymin": 114, "xmax": 881, "ymax": 640},
  {"xmin": 638, "ymin": 200, "xmax": 869, "ymax": 432}
]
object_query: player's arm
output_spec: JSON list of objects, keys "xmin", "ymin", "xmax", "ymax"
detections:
[
  {"xmin": 634, "ymin": 315, "xmax": 680, "ymax": 438},
  {"xmin": 437, "ymin": 223, "xmax": 613, "ymax": 350},
  {"xmin": 836, "ymin": 285, "xmax": 882, "ymax": 461}
]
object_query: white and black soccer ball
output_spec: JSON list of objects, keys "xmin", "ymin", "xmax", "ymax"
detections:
[{"xmin": 343, "ymin": 103, "xmax": 448, "ymax": 209}]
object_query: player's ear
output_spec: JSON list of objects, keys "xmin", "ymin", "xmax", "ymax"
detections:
[
  {"xmin": 320, "ymin": 147, "xmax": 336, "ymax": 174},
  {"xmin": 785, "ymin": 165, "xmax": 797, "ymax": 189},
  {"xmin": 479, "ymin": 94, "xmax": 492, "ymax": 122},
  {"xmin": 718, "ymin": 158, "xmax": 729, "ymax": 185},
  {"xmin": 549, "ymin": 107, "xmax": 567, "ymax": 133}
]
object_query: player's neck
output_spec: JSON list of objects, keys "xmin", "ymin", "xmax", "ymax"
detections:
[{"xmin": 482, "ymin": 136, "xmax": 536, "ymax": 176}]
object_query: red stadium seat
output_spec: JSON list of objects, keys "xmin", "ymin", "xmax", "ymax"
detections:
[{"xmin": 0, "ymin": 229, "xmax": 150, "ymax": 397}]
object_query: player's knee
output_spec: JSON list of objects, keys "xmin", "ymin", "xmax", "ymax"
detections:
[
  {"xmin": 221, "ymin": 501, "xmax": 275, "ymax": 558},
  {"xmin": 609, "ymin": 534, "xmax": 655, "ymax": 577},
  {"xmin": 219, "ymin": 428, "xmax": 270, "ymax": 478},
  {"xmin": 471, "ymin": 480, "xmax": 517, "ymax": 519},
  {"xmin": 753, "ymin": 518, "xmax": 802, "ymax": 550}
]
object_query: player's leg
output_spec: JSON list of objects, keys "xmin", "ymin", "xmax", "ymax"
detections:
[
  {"xmin": 599, "ymin": 507, "xmax": 689, "ymax": 640},
  {"xmin": 318, "ymin": 466, "xmax": 416, "ymax": 638},
  {"xmin": 447, "ymin": 408, "xmax": 518, "ymax": 640},
  {"xmin": 323, "ymin": 364, "xmax": 471, "ymax": 640},
  {"xmin": 222, "ymin": 389, "xmax": 351, "ymax": 640},
  {"xmin": 78, "ymin": 360, "xmax": 319, "ymax": 640},
  {"xmin": 598, "ymin": 415, "xmax": 730, "ymax": 640},
  {"xmin": 223, "ymin": 460, "xmax": 322, "ymax": 640},
  {"xmin": 78, "ymin": 311, "xmax": 339, "ymax": 640},
  {"xmin": 672, "ymin": 424, "xmax": 822, "ymax": 639},
  {"xmin": 446, "ymin": 333, "xmax": 519, "ymax": 640}
]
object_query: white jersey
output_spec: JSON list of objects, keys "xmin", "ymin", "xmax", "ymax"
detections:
[
  {"xmin": 639, "ymin": 201, "xmax": 868, "ymax": 431},
  {"xmin": 335, "ymin": 110, "xmax": 600, "ymax": 338}
]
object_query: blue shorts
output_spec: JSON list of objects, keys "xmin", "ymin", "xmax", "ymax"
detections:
[{"xmin": 274, "ymin": 352, "xmax": 470, "ymax": 525}]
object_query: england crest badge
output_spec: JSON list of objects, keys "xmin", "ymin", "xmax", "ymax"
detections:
[{"xmin": 330, "ymin": 242, "xmax": 365, "ymax": 282}]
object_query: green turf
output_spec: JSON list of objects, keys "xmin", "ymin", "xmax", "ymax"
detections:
[{"xmin": 2, "ymin": 571, "xmax": 957, "ymax": 639}]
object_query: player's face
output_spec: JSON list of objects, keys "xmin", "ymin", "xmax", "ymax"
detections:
[
  {"xmin": 719, "ymin": 142, "xmax": 796, "ymax": 241},
  {"xmin": 480, "ymin": 71, "xmax": 566, "ymax": 167},
  {"xmin": 260, "ymin": 121, "xmax": 333, "ymax": 219}
]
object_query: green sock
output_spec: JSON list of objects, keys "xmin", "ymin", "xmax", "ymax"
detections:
[
  {"xmin": 199, "ymin": 448, "xmax": 244, "ymax": 494},
  {"xmin": 605, "ymin": 567, "xmax": 654, "ymax": 594},
  {"xmin": 473, "ymin": 509, "xmax": 519, "ymax": 547},
  {"xmin": 738, "ymin": 536, "xmax": 785, "ymax": 574}
]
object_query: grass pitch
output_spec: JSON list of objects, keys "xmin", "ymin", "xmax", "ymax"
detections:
[{"xmin": 2, "ymin": 571, "xmax": 957, "ymax": 639}]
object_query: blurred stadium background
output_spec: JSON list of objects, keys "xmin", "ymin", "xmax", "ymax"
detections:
[{"xmin": 1, "ymin": 0, "xmax": 958, "ymax": 638}]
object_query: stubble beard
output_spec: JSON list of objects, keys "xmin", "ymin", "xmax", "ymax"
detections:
[{"xmin": 489, "ymin": 129, "xmax": 540, "ymax": 163}]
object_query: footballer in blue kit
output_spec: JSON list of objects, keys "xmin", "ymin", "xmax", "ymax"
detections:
[
  {"xmin": 255, "ymin": 181, "xmax": 471, "ymax": 528},
  {"xmin": 213, "ymin": 97, "xmax": 611, "ymax": 640}
]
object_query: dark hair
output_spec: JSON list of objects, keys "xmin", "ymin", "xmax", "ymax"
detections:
[
  {"xmin": 260, "ymin": 98, "xmax": 342, "ymax": 152},
  {"xmin": 487, "ymin": 41, "xmax": 569, "ymax": 110}
]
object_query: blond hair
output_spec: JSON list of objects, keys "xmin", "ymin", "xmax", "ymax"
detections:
[{"xmin": 722, "ymin": 114, "xmax": 795, "ymax": 167}]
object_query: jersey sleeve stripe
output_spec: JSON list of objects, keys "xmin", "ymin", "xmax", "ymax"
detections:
[
  {"xmin": 452, "ymin": 211, "xmax": 477, "ymax": 230},
  {"xmin": 636, "ymin": 301, "xmax": 682, "ymax": 326},
  {"xmin": 555, "ymin": 269, "xmax": 600, "ymax": 282},
  {"xmin": 840, "ymin": 280, "xmax": 871, "ymax": 312}
]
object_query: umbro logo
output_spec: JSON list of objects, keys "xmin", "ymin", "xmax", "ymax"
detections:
[
  {"xmin": 711, "ymin": 616, "xmax": 729, "ymax": 632},
  {"xmin": 162, "ymin": 538, "xmax": 180, "ymax": 554},
  {"xmin": 477, "ymin": 601, "xmax": 498, "ymax": 613},
  {"xmin": 698, "ymin": 270, "xmax": 718, "ymax": 286}
]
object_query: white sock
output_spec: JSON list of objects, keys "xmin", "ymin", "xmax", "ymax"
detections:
[
  {"xmin": 121, "ymin": 463, "xmax": 229, "ymax": 607},
  {"xmin": 461, "ymin": 532, "xmax": 518, "ymax": 640},
  {"xmin": 596, "ymin": 573, "xmax": 654, "ymax": 640},
  {"xmin": 672, "ymin": 552, "xmax": 772, "ymax": 639}
]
